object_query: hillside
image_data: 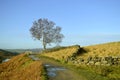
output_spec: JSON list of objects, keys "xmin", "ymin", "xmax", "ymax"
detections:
[
  {"xmin": 0, "ymin": 53, "xmax": 47, "ymax": 80},
  {"xmin": 39, "ymin": 42, "xmax": 120, "ymax": 80},
  {"xmin": 0, "ymin": 49, "xmax": 17, "ymax": 63},
  {"xmin": 40, "ymin": 42, "xmax": 120, "ymax": 62},
  {"xmin": 40, "ymin": 45, "xmax": 80, "ymax": 63},
  {"xmin": 78, "ymin": 41, "xmax": 120, "ymax": 59}
]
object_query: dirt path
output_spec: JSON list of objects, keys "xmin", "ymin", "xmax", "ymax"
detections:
[
  {"xmin": 29, "ymin": 55, "xmax": 86, "ymax": 80},
  {"xmin": 49, "ymin": 68, "xmax": 83, "ymax": 80}
]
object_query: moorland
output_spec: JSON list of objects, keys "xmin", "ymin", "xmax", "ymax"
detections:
[{"xmin": 0, "ymin": 41, "xmax": 120, "ymax": 80}]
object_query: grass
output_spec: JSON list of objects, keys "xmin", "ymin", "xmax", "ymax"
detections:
[
  {"xmin": 38, "ymin": 42, "xmax": 120, "ymax": 80},
  {"xmin": 1, "ymin": 42, "xmax": 119, "ymax": 80},
  {"xmin": 76, "ymin": 42, "xmax": 120, "ymax": 80},
  {"xmin": 89, "ymin": 65, "xmax": 120, "ymax": 80},
  {"xmin": 37, "ymin": 55, "xmax": 109, "ymax": 80},
  {"xmin": 41, "ymin": 45, "xmax": 80, "ymax": 62},
  {"xmin": 78, "ymin": 42, "xmax": 120, "ymax": 59},
  {"xmin": 0, "ymin": 53, "xmax": 47, "ymax": 80}
]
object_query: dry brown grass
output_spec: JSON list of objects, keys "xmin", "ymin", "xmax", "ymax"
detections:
[
  {"xmin": 77, "ymin": 42, "xmax": 120, "ymax": 59},
  {"xmin": 0, "ymin": 53, "xmax": 46, "ymax": 80},
  {"xmin": 39, "ymin": 42, "xmax": 120, "ymax": 80},
  {"xmin": 41, "ymin": 45, "xmax": 80, "ymax": 61},
  {"xmin": 40, "ymin": 42, "xmax": 120, "ymax": 61}
]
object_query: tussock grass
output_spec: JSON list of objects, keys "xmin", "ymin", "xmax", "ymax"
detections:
[
  {"xmin": 39, "ymin": 42, "xmax": 120, "ymax": 80},
  {"xmin": 84, "ymin": 65, "xmax": 120, "ymax": 80},
  {"xmin": 77, "ymin": 42, "xmax": 120, "ymax": 59},
  {"xmin": 41, "ymin": 45, "xmax": 80, "ymax": 62},
  {"xmin": 39, "ymin": 45, "xmax": 109, "ymax": 80},
  {"xmin": 76, "ymin": 42, "xmax": 120, "ymax": 80},
  {"xmin": 0, "ymin": 54, "xmax": 47, "ymax": 80}
]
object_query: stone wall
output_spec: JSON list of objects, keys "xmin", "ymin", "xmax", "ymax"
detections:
[{"xmin": 68, "ymin": 56, "xmax": 120, "ymax": 66}]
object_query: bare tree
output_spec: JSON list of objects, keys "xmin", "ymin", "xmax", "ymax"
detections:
[{"xmin": 30, "ymin": 18, "xmax": 64, "ymax": 50}]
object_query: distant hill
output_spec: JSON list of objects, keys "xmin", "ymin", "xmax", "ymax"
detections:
[
  {"xmin": 6, "ymin": 48, "xmax": 42, "ymax": 54},
  {"xmin": 0, "ymin": 49, "xmax": 17, "ymax": 63}
]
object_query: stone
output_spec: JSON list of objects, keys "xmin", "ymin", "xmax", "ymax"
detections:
[
  {"xmin": 73, "ymin": 61, "xmax": 78, "ymax": 64},
  {"xmin": 79, "ymin": 58, "xmax": 84, "ymax": 62},
  {"xmin": 102, "ymin": 61, "xmax": 108, "ymax": 64},
  {"xmin": 106, "ymin": 64, "xmax": 111, "ymax": 66},
  {"xmin": 83, "ymin": 61, "xmax": 88, "ymax": 64},
  {"xmin": 88, "ymin": 61, "xmax": 95, "ymax": 65},
  {"xmin": 70, "ymin": 57, "xmax": 75, "ymax": 61},
  {"xmin": 95, "ymin": 62, "xmax": 101, "ymax": 65},
  {"xmin": 87, "ymin": 56, "xmax": 92, "ymax": 61}
]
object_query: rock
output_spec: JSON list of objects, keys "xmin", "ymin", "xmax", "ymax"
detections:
[
  {"xmin": 105, "ymin": 57, "xmax": 109, "ymax": 61},
  {"xmin": 102, "ymin": 57, "xmax": 106, "ymax": 61},
  {"xmin": 74, "ymin": 61, "xmax": 78, "ymax": 64},
  {"xmin": 95, "ymin": 62, "xmax": 101, "ymax": 65},
  {"xmin": 113, "ymin": 62, "xmax": 118, "ymax": 65},
  {"xmin": 70, "ymin": 57, "xmax": 75, "ymax": 61},
  {"xmin": 79, "ymin": 58, "xmax": 84, "ymax": 62},
  {"xmin": 84, "ymin": 61, "xmax": 88, "ymax": 64},
  {"xmin": 88, "ymin": 61, "xmax": 95, "ymax": 65},
  {"xmin": 102, "ymin": 61, "xmax": 108, "ymax": 64},
  {"xmin": 117, "ymin": 61, "xmax": 120, "ymax": 65},
  {"xmin": 86, "ymin": 63, "xmax": 90, "ymax": 65},
  {"xmin": 87, "ymin": 56, "xmax": 92, "ymax": 61},
  {"xmin": 106, "ymin": 64, "xmax": 111, "ymax": 66}
]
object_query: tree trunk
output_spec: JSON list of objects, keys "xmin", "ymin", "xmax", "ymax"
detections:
[
  {"xmin": 43, "ymin": 43, "xmax": 46, "ymax": 50},
  {"xmin": 42, "ymin": 36, "xmax": 46, "ymax": 50}
]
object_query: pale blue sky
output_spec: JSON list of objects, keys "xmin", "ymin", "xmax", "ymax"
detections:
[{"xmin": 0, "ymin": 0, "xmax": 120, "ymax": 49}]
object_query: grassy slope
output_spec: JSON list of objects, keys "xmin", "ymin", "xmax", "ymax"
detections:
[
  {"xmin": 0, "ymin": 54, "xmax": 47, "ymax": 80},
  {"xmin": 41, "ymin": 42, "xmax": 120, "ymax": 61},
  {"xmin": 77, "ymin": 42, "xmax": 120, "ymax": 59},
  {"xmin": 79, "ymin": 42, "xmax": 120, "ymax": 79},
  {"xmin": 0, "ymin": 49, "xmax": 17, "ymax": 63},
  {"xmin": 40, "ymin": 42, "xmax": 120, "ymax": 80},
  {"xmin": 41, "ymin": 42, "xmax": 120, "ymax": 60},
  {"xmin": 41, "ymin": 45, "xmax": 80, "ymax": 62},
  {"xmin": 39, "ymin": 45, "xmax": 108, "ymax": 80}
]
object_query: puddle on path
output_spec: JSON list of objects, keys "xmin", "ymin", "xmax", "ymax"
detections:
[
  {"xmin": 29, "ymin": 55, "xmax": 67, "ymax": 78},
  {"xmin": 29, "ymin": 55, "xmax": 83, "ymax": 80},
  {"xmin": 44, "ymin": 64, "xmax": 66, "ymax": 77},
  {"xmin": 2, "ymin": 59, "xmax": 10, "ymax": 63},
  {"xmin": 29, "ymin": 55, "xmax": 40, "ymax": 60}
]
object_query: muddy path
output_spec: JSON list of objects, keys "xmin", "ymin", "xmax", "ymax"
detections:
[{"xmin": 29, "ymin": 55, "xmax": 86, "ymax": 80}]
